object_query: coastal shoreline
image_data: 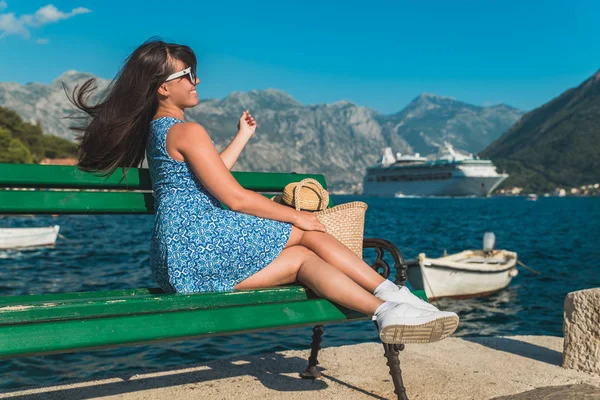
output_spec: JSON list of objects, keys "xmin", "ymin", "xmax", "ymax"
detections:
[{"xmin": 2, "ymin": 335, "xmax": 598, "ymax": 400}]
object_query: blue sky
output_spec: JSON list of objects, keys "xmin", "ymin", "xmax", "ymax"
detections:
[{"xmin": 1, "ymin": 0, "xmax": 599, "ymax": 114}]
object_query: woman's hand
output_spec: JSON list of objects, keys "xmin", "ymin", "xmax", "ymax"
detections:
[
  {"xmin": 293, "ymin": 211, "xmax": 327, "ymax": 233},
  {"xmin": 237, "ymin": 110, "xmax": 257, "ymax": 137}
]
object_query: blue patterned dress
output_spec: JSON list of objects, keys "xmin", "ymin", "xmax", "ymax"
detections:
[{"xmin": 146, "ymin": 116, "xmax": 292, "ymax": 293}]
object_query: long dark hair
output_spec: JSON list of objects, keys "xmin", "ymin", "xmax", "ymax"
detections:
[{"xmin": 64, "ymin": 37, "xmax": 197, "ymax": 178}]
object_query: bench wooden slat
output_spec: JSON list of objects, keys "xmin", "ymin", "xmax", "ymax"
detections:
[
  {"xmin": 0, "ymin": 164, "xmax": 328, "ymax": 191},
  {"xmin": 0, "ymin": 299, "xmax": 363, "ymax": 358},
  {"xmin": 0, "ymin": 191, "xmax": 333, "ymax": 214},
  {"xmin": 0, "ymin": 190, "xmax": 155, "ymax": 214},
  {"xmin": 0, "ymin": 288, "xmax": 165, "ymax": 306},
  {"xmin": 0, "ymin": 163, "xmax": 150, "ymax": 189},
  {"xmin": 235, "ymin": 172, "xmax": 328, "ymax": 191},
  {"xmin": 0, "ymin": 286, "xmax": 311, "ymax": 325}
]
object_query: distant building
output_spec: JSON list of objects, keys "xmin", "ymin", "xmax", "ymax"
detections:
[
  {"xmin": 496, "ymin": 186, "xmax": 522, "ymax": 195},
  {"xmin": 510, "ymin": 187, "xmax": 523, "ymax": 195},
  {"xmin": 39, "ymin": 158, "xmax": 78, "ymax": 166}
]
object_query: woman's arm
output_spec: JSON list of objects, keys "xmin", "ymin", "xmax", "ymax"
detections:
[
  {"xmin": 219, "ymin": 110, "xmax": 256, "ymax": 170},
  {"xmin": 219, "ymin": 133, "xmax": 250, "ymax": 170}
]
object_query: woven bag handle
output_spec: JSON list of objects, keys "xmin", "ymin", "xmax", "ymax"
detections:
[{"xmin": 293, "ymin": 178, "xmax": 329, "ymax": 211}]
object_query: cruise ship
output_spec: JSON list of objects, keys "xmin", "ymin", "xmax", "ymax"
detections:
[{"xmin": 363, "ymin": 143, "xmax": 508, "ymax": 197}]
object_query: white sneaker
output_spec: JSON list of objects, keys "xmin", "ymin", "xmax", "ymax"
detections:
[
  {"xmin": 375, "ymin": 303, "xmax": 459, "ymax": 344},
  {"xmin": 376, "ymin": 285, "xmax": 440, "ymax": 312}
]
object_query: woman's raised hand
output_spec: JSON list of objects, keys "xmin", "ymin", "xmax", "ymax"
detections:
[
  {"xmin": 293, "ymin": 211, "xmax": 327, "ymax": 233},
  {"xmin": 237, "ymin": 110, "xmax": 257, "ymax": 137}
]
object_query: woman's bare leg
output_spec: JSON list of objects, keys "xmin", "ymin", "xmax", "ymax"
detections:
[
  {"xmin": 285, "ymin": 226, "xmax": 386, "ymax": 293},
  {"xmin": 234, "ymin": 245, "xmax": 383, "ymax": 315}
]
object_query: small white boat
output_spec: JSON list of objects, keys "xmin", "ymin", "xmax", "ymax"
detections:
[
  {"xmin": 0, "ymin": 225, "xmax": 60, "ymax": 250},
  {"xmin": 407, "ymin": 232, "xmax": 518, "ymax": 300},
  {"xmin": 407, "ymin": 249, "xmax": 518, "ymax": 300}
]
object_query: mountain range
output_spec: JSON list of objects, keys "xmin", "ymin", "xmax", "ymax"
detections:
[
  {"xmin": 481, "ymin": 70, "xmax": 600, "ymax": 191},
  {"xmin": 0, "ymin": 71, "xmax": 523, "ymax": 192}
]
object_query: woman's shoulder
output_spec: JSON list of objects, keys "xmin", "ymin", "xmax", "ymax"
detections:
[
  {"xmin": 169, "ymin": 121, "xmax": 215, "ymax": 145},
  {"xmin": 169, "ymin": 120, "xmax": 206, "ymax": 135},
  {"xmin": 176, "ymin": 120, "xmax": 204, "ymax": 128}
]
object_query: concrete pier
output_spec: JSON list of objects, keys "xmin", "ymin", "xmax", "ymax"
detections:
[{"xmin": 1, "ymin": 335, "xmax": 599, "ymax": 400}]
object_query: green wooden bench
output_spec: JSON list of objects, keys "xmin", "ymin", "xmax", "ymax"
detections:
[{"xmin": 0, "ymin": 163, "xmax": 422, "ymax": 400}]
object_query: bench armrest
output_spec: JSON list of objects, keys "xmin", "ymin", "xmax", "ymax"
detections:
[{"xmin": 362, "ymin": 238, "xmax": 408, "ymax": 286}]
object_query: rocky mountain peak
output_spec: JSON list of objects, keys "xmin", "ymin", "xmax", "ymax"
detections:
[
  {"xmin": 256, "ymin": 88, "xmax": 300, "ymax": 103},
  {"xmin": 582, "ymin": 69, "xmax": 600, "ymax": 93},
  {"xmin": 417, "ymin": 92, "xmax": 455, "ymax": 101},
  {"xmin": 230, "ymin": 88, "xmax": 296, "ymax": 100},
  {"xmin": 223, "ymin": 88, "xmax": 301, "ymax": 111},
  {"xmin": 52, "ymin": 70, "xmax": 98, "ymax": 86},
  {"xmin": 402, "ymin": 92, "xmax": 464, "ymax": 113},
  {"xmin": 329, "ymin": 100, "xmax": 356, "ymax": 108}
]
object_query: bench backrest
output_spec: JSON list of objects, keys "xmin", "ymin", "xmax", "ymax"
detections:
[{"xmin": 0, "ymin": 163, "xmax": 330, "ymax": 214}]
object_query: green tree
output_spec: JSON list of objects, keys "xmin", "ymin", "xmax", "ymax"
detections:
[
  {"xmin": 0, "ymin": 106, "xmax": 78, "ymax": 163},
  {"xmin": 11, "ymin": 121, "xmax": 45, "ymax": 162},
  {"xmin": 41, "ymin": 134, "xmax": 78, "ymax": 159},
  {"xmin": 0, "ymin": 107, "xmax": 25, "ymax": 133},
  {"xmin": 0, "ymin": 128, "xmax": 33, "ymax": 163}
]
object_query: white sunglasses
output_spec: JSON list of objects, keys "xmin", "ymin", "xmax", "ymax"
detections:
[{"xmin": 165, "ymin": 67, "xmax": 197, "ymax": 84}]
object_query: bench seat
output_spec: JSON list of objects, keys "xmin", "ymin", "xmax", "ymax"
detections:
[
  {"xmin": 1, "ymin": 285, "xmax": 426, "ymax": 360},
  {"xmin": 0, "ymin": 286, "xmax": 366, "ymax": 358}
]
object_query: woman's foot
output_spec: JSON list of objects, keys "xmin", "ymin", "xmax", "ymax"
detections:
[
  {"xmin": 374, "ymin": 301, "xmax": 459, "ymax": 344},
  {"xmin": 376, "ymin": 285, "xmax": 440, "ymax": 312}
]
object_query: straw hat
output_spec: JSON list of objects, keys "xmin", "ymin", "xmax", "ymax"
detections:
[{"xmin": 277, "ymin": 178, "xmax": 329, "ymax": 211}]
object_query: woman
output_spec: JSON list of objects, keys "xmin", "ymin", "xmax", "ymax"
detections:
[{"xmin": 67, "ymin": 38, "xmax": 458, "ymax": 344}]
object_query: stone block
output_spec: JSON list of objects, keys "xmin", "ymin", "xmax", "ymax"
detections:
[{"xmin": 563, "ymin": 288, "xmax": 600, "ymax": 375}]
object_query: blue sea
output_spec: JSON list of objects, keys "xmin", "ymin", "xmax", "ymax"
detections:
[{"xmin": 1, "ymin": 195, "xmax": 599, "ymax": 390}]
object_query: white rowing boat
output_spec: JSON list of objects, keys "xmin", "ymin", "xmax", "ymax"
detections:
[
  {"xmin": 0, "ymin": 225, "xmax": 60, "ymax": 250},
  {"xmin": 407, "ymin": 249, "xmax": 518, "ymax": 301}
]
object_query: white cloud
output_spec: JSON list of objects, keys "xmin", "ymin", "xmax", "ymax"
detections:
[
  {"xmin": 29, "ymin": 5, "xmax": 91, "ymax": 27},
  {"xmin": 36, "ymin": 37, "xmax": 49, "ymax": 44},
  {"xmin": 0, "ymin": 1, "xmax": 7, "ymax": 11},
  {"xmin": 0, "ymin": 12, "xmax": 29, "ymax": 38},
  {"xmin": 0, "ymin": 4, "xmax": 91, "ymax": 39}
]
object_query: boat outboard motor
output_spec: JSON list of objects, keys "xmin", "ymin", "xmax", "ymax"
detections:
[{"xmin": 483, "ymin": 232, "xmax": 496, "ymax": 254}]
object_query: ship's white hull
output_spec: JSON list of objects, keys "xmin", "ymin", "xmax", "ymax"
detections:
[{"xmin": 363, "ymin": 175, "xmax": 508, "ymax": 197}]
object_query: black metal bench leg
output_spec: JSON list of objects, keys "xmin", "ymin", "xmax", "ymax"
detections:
[
  {"xmin": 373, "ymin": 320, "xmax": 408, "ymax": 400},
  {"xmin": 383, "ymin": 342, "xmax": 409, "ymax": 400},
  {"xmin": 300, "ymin": 325, "xmax": 324, "ymax": 379}
]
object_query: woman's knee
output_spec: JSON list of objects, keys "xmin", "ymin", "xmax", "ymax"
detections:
[
  {"xmin": 290, "ymin": 246, "xmax": 324, "ymax": 277},
  {"xmin": 285, "ymin": 226, "xmax": 305, "ymax": 248},
  {"xmin": 271, "ymin": 245, "xmax": 318, "ymax": 276},
  {"xmin": 276, "ymin": 246, "xmax": 318, "ymax": 283},
  {"xmin": 287, "ymin": 244, "xmax": 318, "ymax": 261}
]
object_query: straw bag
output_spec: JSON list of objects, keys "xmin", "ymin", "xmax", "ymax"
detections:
[
  {"xmin": 313, "ymin": 201, "xmax": 368, "ymax": 259},
  {"xmin": 275, "ymin": 178, "xmax": 368, "ymax": 259}
]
